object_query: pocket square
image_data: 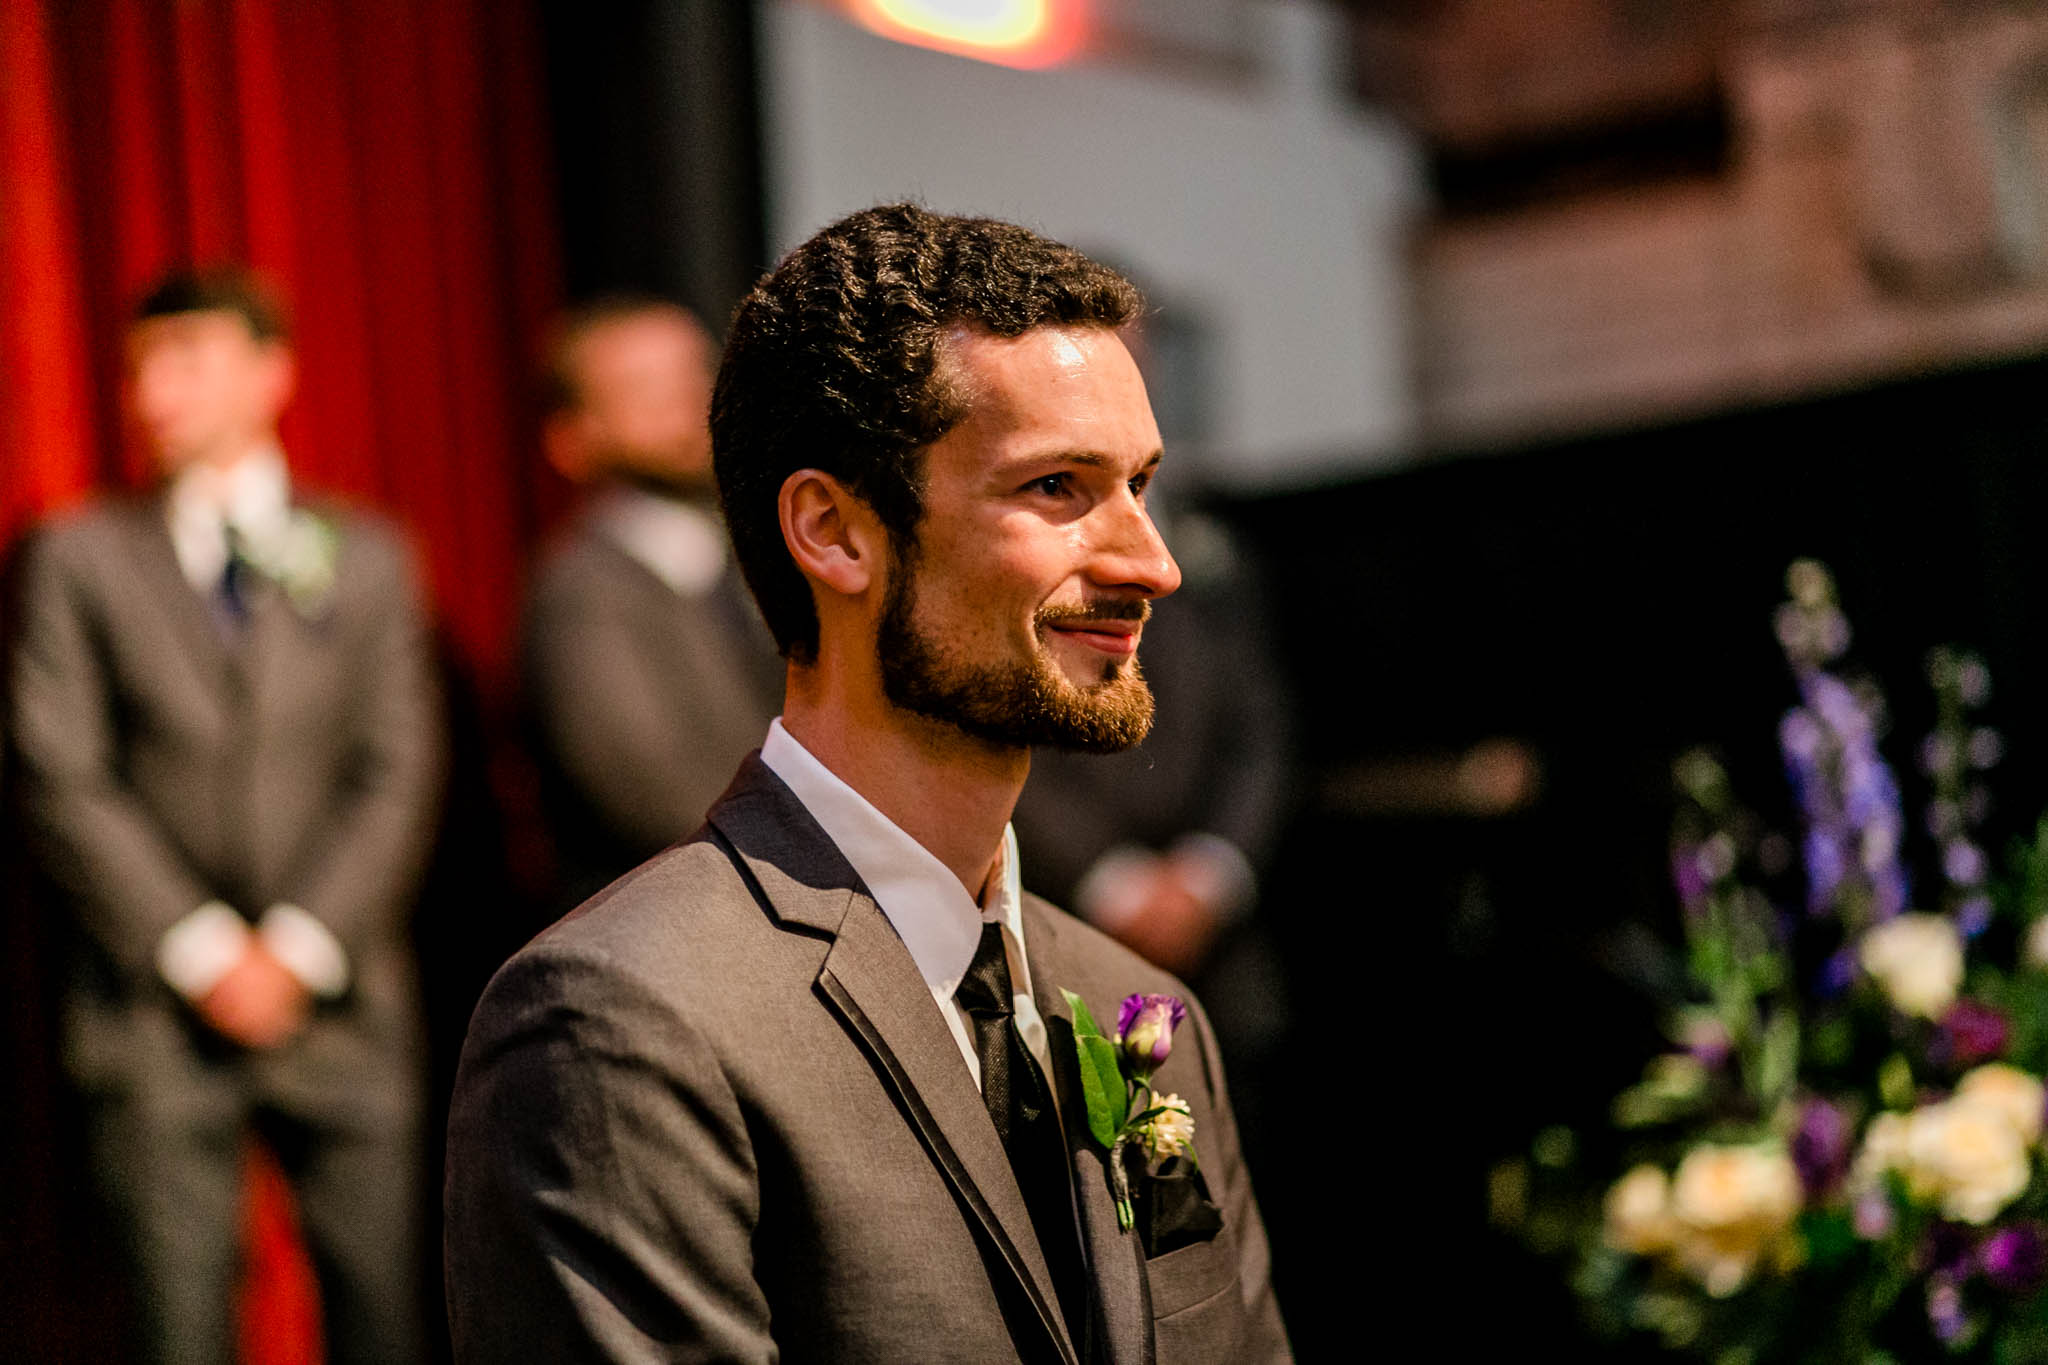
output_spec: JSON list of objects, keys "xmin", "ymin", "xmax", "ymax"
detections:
[{"xmin": 1133, "ymin": 1157, "xmax": 1223, "ymax": 1257}]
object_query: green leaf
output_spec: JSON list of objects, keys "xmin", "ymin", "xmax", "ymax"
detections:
[
  {"xmin": 1062, "ymin": 988, "xmax": 1128, "ymax": 1147},
  {"xmin": 1077, "ymin": 1034, "xmax": 1127, "ymax": 1147},
  {"xmin": 1063, "ymin": 988, "xmax": 1106, "ymax": 1040},
  {"xmin": 1750, "ymin": 1007, "xmax": 1800, "ymax": 1110}
]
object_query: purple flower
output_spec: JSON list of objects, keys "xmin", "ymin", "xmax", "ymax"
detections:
[
  {"xmin": 1854, "ymin": 1188, "xmax": 1895, "ymax": 1240},
  {"xmin": 1818, "ymin": 949, "xmax": 1860, "ymax": 999},
  {"xmin": 1982, "ymin": 1225, "xmax": 2048, "ymax": 1293},
  {"xmin": 1671, "ymin": 846, "xmax": 1709, "ymax": 908},
  {"xmin": 1791, "ymin": 1099, "xmax": 1853, "ymax": 1195},
  {"xmin": 1957, "ymin": 896, "xmax": 1993, "ymax": 941},
  {"xmin": 1940, "ymin": 1001, "xmax": 2011, "ymax": 1067},
  {"xmin": 1945, "ymin": 841, "xmax": 1988, "ymax": 888},
  {"xmin": 1928, "ymin": 1275, "xmax": 1968, "ymax": 1345},
  {"xmin": 1780, "ymin": 709, "xmax": 1824, "ymax": 763},
  {"xmin": 1116, "ymin": 994, "xmax": 1188, "ymax": 1073}
]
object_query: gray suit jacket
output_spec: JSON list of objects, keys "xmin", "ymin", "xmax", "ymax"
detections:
[
  {"xmin": 8, "ymin": 496, "xmax": 443, "ymax": 1113},
  {"xmin": 520, "ymin": 512, "xmax": 781, "ymax": 905},
  {"xmin": 445, "ymin": 757, "xmax": 1290, "ymax": 1364}
]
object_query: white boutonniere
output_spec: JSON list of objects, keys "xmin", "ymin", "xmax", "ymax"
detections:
[
  {"xmin": 1061, "ymin": 990, "xmax": 1199, "ymax": 1232},
  {"xmin": 239, "ymin": 509, "xmax": 340, "ymax": 618}
]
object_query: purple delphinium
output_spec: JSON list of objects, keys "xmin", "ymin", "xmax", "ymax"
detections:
[
  {"xmin": 1115, "ymin": 994, "xmax": 1187, "ymax": 1073},
  {"xmin": 1957, "ymin": 895, "xmax": 1994, "ymax": 941},
  {"xmin": 1854, "ymin": 1188, "xmax": 1895, "ymax": 1241},
  {"xmin": 1791, "ymin": 1098, "xmax": 1854, "ymax": 1195},
  {"xmin": 1927, "ymin": 1275, "xmax": 1969, "ymax": 1346},
  {"xmin": 1817, "ymin": 948, "xmax": 1860, "ymax": 1000},
  {"xmin": 1982, "ymin": 1225, "xmax": 2048, "ymax": 1294}
]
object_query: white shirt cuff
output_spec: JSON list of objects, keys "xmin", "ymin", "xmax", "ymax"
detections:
[
  {"xmin": 1169, "ymin": 833, "xmax": 1257, "ymax": 925},
  {"xmin": 258, "ymin": 904, "xmax": 351, "ymax": 999},
  {"xmin": 157, "ymin": 901, "xmax": 252, "ymax": 1000}
]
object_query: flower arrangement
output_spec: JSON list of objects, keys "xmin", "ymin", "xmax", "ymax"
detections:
[{"xmin": 1502, "ymin": 560, "xmax": 2048, "ymax": 1359}]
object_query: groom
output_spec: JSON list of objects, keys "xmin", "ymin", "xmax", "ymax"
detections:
[{"xmin": 444, "ymin": 204, "xmax": 1290, "ymax": 1363}]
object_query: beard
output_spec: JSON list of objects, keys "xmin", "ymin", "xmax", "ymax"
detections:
[{"xmin": 877, "ymin": 554, "xmax": 1156, "ymax": 754}]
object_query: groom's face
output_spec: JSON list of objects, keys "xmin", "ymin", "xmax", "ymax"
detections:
[{"xmin": 876, "ymin": 324, "xmax": 1181, "ymax": 753}]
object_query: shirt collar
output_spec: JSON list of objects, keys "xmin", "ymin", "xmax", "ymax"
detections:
[
  {"xmin": 165, "ymin": 446, "xmax": 291, "ymax": 590},
  {"xmin": 591, "ymin": 483, "xmax": 728, "ymax": 597},
  {"xmin": 759, "ymin": 718, "xmax": 1025, "ymax": 1001}
]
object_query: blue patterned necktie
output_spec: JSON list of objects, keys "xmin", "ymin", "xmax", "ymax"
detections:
[{"xmin": 213, "ymin": 523, "xmax": 253, "ymax": 634}]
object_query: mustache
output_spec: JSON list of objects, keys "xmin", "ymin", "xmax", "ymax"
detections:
[{"xmin": 1034, "ymin": 599, "xmax": 1151, "ymax": 629}]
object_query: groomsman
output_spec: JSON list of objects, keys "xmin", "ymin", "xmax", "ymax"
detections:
[
  {"xmin": 8, "ymin": 268, "xmax": 444, "ymax": 1363},
  {"xmin": 521, "ymin": 297, "xmax": 781, "ymax": 907}
]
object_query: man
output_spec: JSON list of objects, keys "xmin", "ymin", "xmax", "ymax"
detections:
[
  {"xmin": 8, "ymin": 268, "xmax": 444, "ymax": 1363},
  {"xmin": 445, "ymin": 205, "xmax": 1290, "ymax": 1363},
  {"xmin": 522, "ymin": 298, "xmax": 781, "ymax": 909}
]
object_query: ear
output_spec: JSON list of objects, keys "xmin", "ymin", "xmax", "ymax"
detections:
[
  {"xmin": 778, "ymin": 469, "xmax": 884, "ymax": 601},
  {"xmin": 257, "ymin": 343, "xmax": 298, "ymax": 420}
]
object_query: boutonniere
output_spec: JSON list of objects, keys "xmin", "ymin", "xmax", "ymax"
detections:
[
  {"xmin": 1060, "ymin": 989, "xmax": 1199, "ymax": 1232},
  {"xmin": 240, "ymin": 509, "xmax": 340, "ymax": 618}
]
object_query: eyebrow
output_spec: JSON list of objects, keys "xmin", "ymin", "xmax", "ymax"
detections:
[{"xmin": 1008, "ymin": 449, "xmax": 1165, "ymax": 472}]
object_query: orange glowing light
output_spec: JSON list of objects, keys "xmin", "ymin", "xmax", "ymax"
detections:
[{"xmin": 848, "ymin": 0, "xmax": 1087, "ymax": 69}]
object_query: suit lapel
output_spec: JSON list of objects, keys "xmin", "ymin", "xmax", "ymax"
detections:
[
  {"xmin": 1026, "ymin": 900, "xmax": 1155, "ymax": 1365},
  {"xmin": 707, "ymin": 762, "xmax": 1080, "ymax": 1365},
  {"xmin": 120, "ymin": 500, "xmax": 237, "ymax": 691}
]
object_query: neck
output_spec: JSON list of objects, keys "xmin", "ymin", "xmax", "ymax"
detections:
[
  {"xmin": 173, "ymin": 435, "xmax": 277, "ymax": 480},
  {"xmin": 781, "ymin": 661, "xmax": 1028, "ymax": 899}
]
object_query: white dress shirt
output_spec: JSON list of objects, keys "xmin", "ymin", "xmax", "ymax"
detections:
[
  {"xmin": 154, "ymin": 447, "xmax": 350, "ymax": 1003},
  {"xmin": 592, "ymin": 484, "xmax": 729, "ymax": 598},
  {"xmin": 165, "ymin": 444, "xmax": 294, "ymax": 590},
  {"xmin": 760, "ymin": 718, "xmax": 1053, "ymax": 1086}
]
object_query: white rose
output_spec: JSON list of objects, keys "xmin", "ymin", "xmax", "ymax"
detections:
[
  {"xmin": 1667, "ymin": 1143, "xmax": 1803, "ymax": 1297},
  {"xmin": 1602, "ymin": 1164, "xmax": 1676, "ymax": 1255},
  {"xmin": 1955, "ymin": 1064, "xmax": 2046, "ymax": 1145},
  {"xmin": 1903, "ymin": 1097, "xmax": 2031, "ymax": 1224},
  {"xmin": 1859, "ymin": 913, "xmax": 1964, "ymax": 1018}
]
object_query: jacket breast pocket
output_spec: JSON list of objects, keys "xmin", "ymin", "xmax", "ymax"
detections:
[{"xmin": 1145, "ymin": 1225, "xmax": 1240, "ymax": 1321}]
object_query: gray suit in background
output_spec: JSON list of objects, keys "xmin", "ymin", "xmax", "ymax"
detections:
[
  {"xmin": 520, "ymin": 500, "xmax": 782, "ymax": 908},
  {"xmin": 445, "ymin": 757, "xmax": 1290, "ymax": 1364},
  {"xmin": 8, "ymin": 495, "xmax": 444, "ymax": 1363}
]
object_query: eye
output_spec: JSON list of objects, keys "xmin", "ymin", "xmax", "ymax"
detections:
[
  {"xmin": 1128, "ymin": 470, "xmax": 1152, "ymax": 498},
  {"xmin": 1025, "ymin": 473, "xmax": 1072, "ymax": 497}
]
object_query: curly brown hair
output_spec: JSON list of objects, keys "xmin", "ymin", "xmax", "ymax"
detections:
[{"xmin": 710, "ymin": 203, "xmax": 1142, "ymax": 664}]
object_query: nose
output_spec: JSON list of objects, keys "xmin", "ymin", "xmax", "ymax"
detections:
[{"xmin": 1088, "ymin": 491, "xmax": 1181, "ymax": 601}]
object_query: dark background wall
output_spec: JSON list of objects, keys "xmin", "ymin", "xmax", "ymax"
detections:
[{"xmin": 1227, "ymin": 348, "xmax": 2048, "ymax": 1352}]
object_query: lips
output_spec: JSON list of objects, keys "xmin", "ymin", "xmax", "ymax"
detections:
[{"xmin": 1047, "ymin": 622, "xmax": 1139, "ymax": 657}]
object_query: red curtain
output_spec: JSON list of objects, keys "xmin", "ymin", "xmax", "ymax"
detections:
[
  {"xmin": 1, "ymin": 2, "xmax": 563, "ymax": 1359},
  {"xmin": 0, "ymin": 0, "xmax": 563, "ymax": 677}
]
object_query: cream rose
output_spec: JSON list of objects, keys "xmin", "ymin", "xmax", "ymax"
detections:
[
  {"xmin": 1859, "ymin": 913, "xmax": 1965, "ymax": 1018},
  {"xmin": 1956, "ymin": 1064, "xmax": 2047, "ymax": 1145},
  {"xmin": 1666, "ymin": 1144, "xmax": 1803, "ymax": 1297},
  {"xmin": 1851, "ymin": 1110, "xmax": 1912, "ymax": 1191},
  {"xmin": 1901, "ymin": 1096, "xmax": 2031, "ymax": 1224},
  {"xmin": 1602, "ymin": 1164, "xmax": 1676, "ymax": 1255}
]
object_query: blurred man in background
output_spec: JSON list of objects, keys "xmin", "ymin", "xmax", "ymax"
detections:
[
  {"xmin": 7, "ymin": 268, "xmax": 444, "ymax": 1363},
  {"xmin": 521, "ymin": 297, "xmax": 781, "ymax": 909}
]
